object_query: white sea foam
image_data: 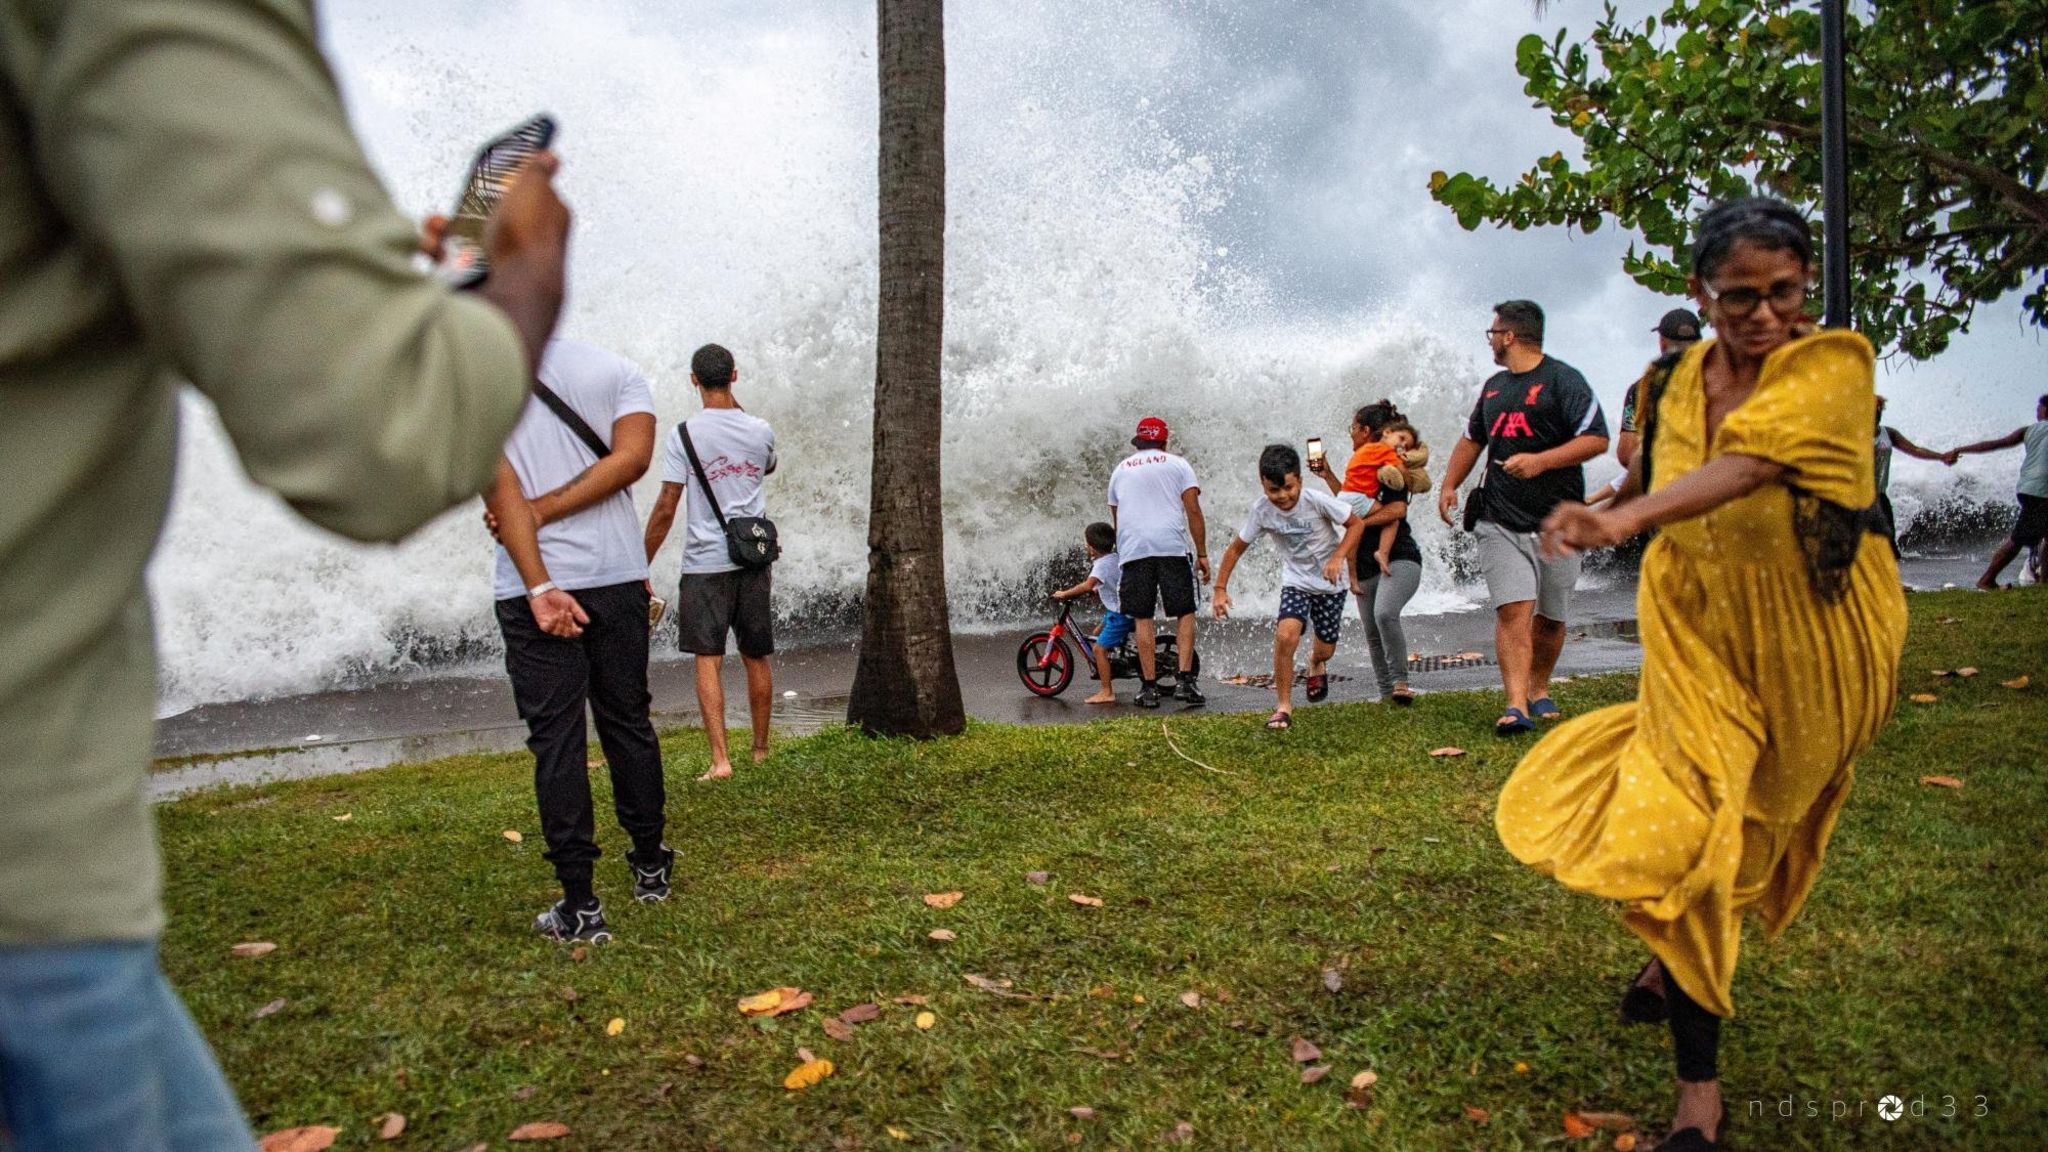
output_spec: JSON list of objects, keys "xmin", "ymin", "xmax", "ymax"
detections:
[{"xmin": 147, "ymin": 0, "xmax": 2015, "ymax": 712}]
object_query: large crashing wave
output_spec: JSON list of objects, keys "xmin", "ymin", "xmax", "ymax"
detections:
[{"xmin": 147, "ymin": 0, "xmax": 2014, "ymax": 711}]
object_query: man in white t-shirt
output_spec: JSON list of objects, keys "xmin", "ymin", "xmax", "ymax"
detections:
[
  {"xmin": 1211, "ymin": 444, "xmax": 1366, "ymax": 729},
  {"xmin": 485, "ymin": 338, "xmax": 671, "ymax": 945},
  {"xmin": 1106, "ymin": 416, "xmax": 1210, "ymax": 708},
  {"xmin": 643, "ymin": 344, "xmax": 779, "ymax": 781}
]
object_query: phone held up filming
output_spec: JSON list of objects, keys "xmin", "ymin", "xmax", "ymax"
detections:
[
  {"xmin": 433, "ymin": 114, "xmax": 556, "ymax": 289},
  {"xmin": 1305, "ymin": 437, "xmax": 1325, "ymax": 470}
]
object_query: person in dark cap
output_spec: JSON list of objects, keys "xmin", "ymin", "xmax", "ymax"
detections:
[{"xmin": 1620, "ymin": 309, "xmax": 1704, "ymax": 466}]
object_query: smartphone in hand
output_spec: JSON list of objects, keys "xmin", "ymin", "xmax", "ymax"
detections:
[
  {"xmin": 435, "ymin": 114, "xmax": 557, "ymax": 288},
  {"xmin": 1306, "ymin": 437, "xmax": 1326, "ymax": 470}
]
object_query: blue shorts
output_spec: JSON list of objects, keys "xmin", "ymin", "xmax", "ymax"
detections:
[
  {"xmin": 1093, "ymin": 610, "xmax": 1133, "ymax": 650},
  {"xmin": 1277, "ymin": 587, "xmax": 1345, "ymax": 645}
]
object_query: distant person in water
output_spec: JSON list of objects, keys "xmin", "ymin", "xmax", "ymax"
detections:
[
  {"xmin": 643, "ymin": 344, "xmax": 781, "ymax": 779},
  {"xmin": 1947, "ymin": 394, "xmax": 2048, "ymax": 588},
  {"xmin": 487, "ymin": 338, "xmax": 671, "ymax": 944},
  {"xmin": 1107, "ymin": 417, "xmax": 1210, "ymax": 709},
  {"xmin": 1869, "ymin": 396, "xmax": 1953, "ymax": 554}
]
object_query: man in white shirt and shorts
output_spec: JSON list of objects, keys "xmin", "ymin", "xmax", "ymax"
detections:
[
  {"xmin": 644, "ymin": 344, "xmax": 779, "ymax": 780},
  {"xmin": 486, "ymin": 338, "xmax": 672, "ymax": 945},
  {"xmin": 1107, "ymin": 416, "xmax": 1210, "ymax": 709}
]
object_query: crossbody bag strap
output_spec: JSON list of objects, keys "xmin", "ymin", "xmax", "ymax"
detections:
[
  {"xmin": 532, "ymin": 380, "xmax": 611, "ymax": 461},
  {"xmin": 678, "ymin": 422, "xmax": 731, "ymax": 530}
]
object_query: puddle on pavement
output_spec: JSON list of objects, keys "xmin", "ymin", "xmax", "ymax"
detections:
[{"xmin": 151, "ymin": 694, "xmax": 853, "ymax": 802}]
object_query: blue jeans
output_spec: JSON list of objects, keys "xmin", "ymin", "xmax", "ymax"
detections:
[{"xmin": 0, "ymin": 941, "xmax": 253, "ymax": 1151}]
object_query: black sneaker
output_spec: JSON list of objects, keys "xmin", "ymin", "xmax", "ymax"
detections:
[
  {"xmin": 1173, "ymin": 673, "xmax": 1205, "ymax": 707},
  {"xmin": 1135, "ymin": 682, "xmax": 1162, "ymax": 709},
  {"xmin": 630, "ymin": 844, "xmax": 675, "ymax": 904},
  {"xmin": 534, "ymin": 898, "xmax": 611, "ymax": 943}
]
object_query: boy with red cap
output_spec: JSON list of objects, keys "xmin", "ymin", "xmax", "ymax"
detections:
[{"xmin": 1107, "ymin": 417, "xmax": 1210, "ymax": 708}]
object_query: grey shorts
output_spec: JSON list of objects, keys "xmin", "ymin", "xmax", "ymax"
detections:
[
  {"xmin": 676, "ymin": 568, "xmax": 774, "ymax": 657},
  {"xmin": 1474, "ymin": 520, "xmax": 1580, "ymax": 621}
]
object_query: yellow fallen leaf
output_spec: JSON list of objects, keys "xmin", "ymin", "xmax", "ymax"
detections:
[
  {"xmin": 2003, "ymin": 675, "xmax": 2031, "ymax": 690},
  {"xmin": 332, "ymin": 813, "xmax": 352, "ymax": 822},
  {"xmin": 1489, "ymin": 932, "xmax": 1510, "ymax": 943},
  {"xmin": 1614, "ymin": 1133, "xmax": 1639, "ymax": 1152},
  {"xmin": 1132, "ymin": 993, "xmax": 1146, "ymax": 1004},
  {"xmin": 606, "ymin": 1017, "xmax": 625, "ymax": 1036},
  {"xmin": 738, "ymin": 987, "xmax": 813, "ymax": 1017},
  {"xmin": 1513, "ymin": 1061, "xmax": 1531, "ymax": 1074},
  {"xmin": 922, "ymin": 891, "xmax": 963, "ymax": 909},
  {"xmin": 887, "ymin": 1127, "xmax": 911, "ymax": 1141},
  {"xmin": 1909, "ymin": 693, "xmax": 1938, "ymax": 704},
  {"xmin": 1920, "ymin": 775, "xmax": 1964, "ymax": 789},
  {"xmin": 783, "ymin": 1058, "xmax": 834, "ymax": 1089},
  {"xmin": 1068, "ymin": 893, "xmax": 1104, "ymax": 907},
  {"xmin": 260, "ymin": 1127, "xmax": 340, "ymax": 1152},
  {"xmin": 915, "ymin": 1011, "xmax": 936, "ymax": 1030},
  {"xmin": 1350, "ymin": 1070, "xmax": 1378, "ymax": 1089},
  {"xmin": 503, "ymin": 829, "xmax": 524, "ymax": 843},
  {"xmin": 1430, "ymin": 747, "xmax": 1467, "ymax": 758},
  {"xmin": 376, "ymin": 1113, "xmax": 406, "ymax": 1140},
  {"xmin": 231, "ymin": 942, "xmax": 278, "ymax": 959},
  {"xmin": 507, "ymin": 1121, "xmax": 571, "ymax": 1141}
]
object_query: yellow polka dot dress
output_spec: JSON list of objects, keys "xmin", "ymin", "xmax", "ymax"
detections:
[{"xmin": 1497, "ymin": 331, "xmax": 1907, "ymax": 1017}]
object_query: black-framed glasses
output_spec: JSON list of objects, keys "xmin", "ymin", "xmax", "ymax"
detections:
[
  {"xmin": 1484, "ymin": 328, "xmax": 1512, "ymax": 339},
  {"xmin": 1701, "ymin": 279, "xmax": 1809, "ymax": 319}
]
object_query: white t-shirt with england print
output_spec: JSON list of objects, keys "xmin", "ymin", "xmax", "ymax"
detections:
[{"xmin": 660, "ymin": 407, "xmax": 779, "ymax": 575}]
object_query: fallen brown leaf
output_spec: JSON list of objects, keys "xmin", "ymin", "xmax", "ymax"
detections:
[
  {"xmin": 586, "ymin": 758, "xmax": 604, "ymax": 769},
  {"xmin": 1290, "ymin": 1036, "xmax": 1322, "ymax": 1063},
  {"xmin": 1577, "ymin": 1111, "xmax": 1636, "ymax": 1132},
  {"xmin": 1068, "ymin": 1107, "xmax": 1097, "ymax": 1120},
  {"xmin": 683, "ymin": 1055, "xmax": 705, "ymax": 1068},
  {"xmin": 928, "ymin": 929, "xmax": 957, "ymax": 942},
  {"xmin": 822, "ymin": 1018, "xmax": 855, "ymax": 1042},
  {"xmin": 2004, "ymin": 675, "xmax": 2031, "ymax": 690},
  {"xmin": 511, "ymin": 1085, "xmax": 538, "ymax": 1100},
  {"xmin": 1937, "ymin": 615, "xmax": 1961, "ymax": 624},
  {"xmin": 1463, "ymin": 1105, "xmax": 1491, "ymax": 1124},
  {"xmin": 1067, "ymin": 893, "xmax": 1104, "ymax": 907},
  {"xmin": 1178, "ymin": 991, "xmax": 1202, "ymax": 1008},
  {"xmin": 1429, "ymin": 746, "xmax": 1467, "ymax": 758},
  {"xmin": 508, "ymin": 1121, "xmax": 572, "ymax": 1141},
  {"xmin": 569, "ymin": 946, "xmax": 588, "ymax": 963},
  {"xmin": 260, "ymin": 1127, "xmax": 340, "ymax": 1152},
  {"xmin": 1613, "ymin": 1133, "xmax": 1639, "ymax": 1151},
  {"xmin": 1350, "ymin": 1070, "xmax": 1378, "ymax": 1089},
  {"xmin": 254, "ymin": 998, "xmax": 287, "ymax": 1019},
  {"xmin": 892, "ymin": 995, "xmax": 929, "ymax": 1007},
  {"xmin": 1166, "ymin": 1121, "xmax": 1195, "ymax": 1143},
  {"xmin": 1956, "ymin": 667, "xmax": 1979, "ymax": 678},
  {"xmin": 738, "ymin": 987, "xmax": 813, "ymax": 1017},
  {"xmin": 841, "ymin": 1002, "xmax": 884, "ymax": 1024},
  {"xmin": 561, "ymin": 986, "xmax": 578, "ymax": 1003},
  {"xmin": 1025, "ymin": 870, "xmax": 1050, "ymax": 885},
  {"xmin": 1087, "ymin": 985, "xmax": 1115, "ymax": 999},
  {"xmin": 922, "ymin": 891, "xmax": 963, "ymax": 909},
  {"xmin": 1563, "ymin": 1112, "xmax": 1597, "ymax": 1139},
  {"xmin": 1930, "ymin": 669, "xmax": 1954, "ymax": 678},
  {"xmin": 1909, "ymin": 693, "xmax": 1939, "ymax": 704},
  {"xmin": 1920, "ymin": 775, "xmax": 1965, "ymax": 789},
  {"xmin": 231, "ymin": 942, "xmax": 277, "ymax": 959},
  {"xmin": 796, "ymin": 1046, "xmax": 817, "ymax": 1063},
  {"xmin": 502, "ymin": 829, "xmax": 524, "ymax": 843},
  {"xmin": 1065, "ymin": 1132, "xmax": 1082, "ymax": 1146},
  {"xmin": 1300, "ymin": 1064, "xmax": 1331, "ymax": 1084},
  {"xmin": 1344, "ymin": 1082, "xmax": 1374, "ymax": 1110},
  {"xmin": 376, "ymin": 1113, "xmax": 406, "ymax": 1140},
  {"xmin": 1322, "ymin": 969, "xmax": 1343, "ymax": 994},
  {"xmin": 331, "ymin": 812, "xmax": 352, "ymax": 822}
]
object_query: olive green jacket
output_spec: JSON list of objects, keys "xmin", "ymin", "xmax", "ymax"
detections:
[{"xmin": 0, "ymin": 0, "xmax": 529, "ymax": 943}]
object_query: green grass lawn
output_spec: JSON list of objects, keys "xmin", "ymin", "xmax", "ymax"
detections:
[{"xmin": 160, "ymin": 591, "xmax": 2048, "ymax": 1150}]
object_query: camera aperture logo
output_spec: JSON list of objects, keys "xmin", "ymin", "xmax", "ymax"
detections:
[
  {"xmin": 1750, "ymin": 1091, "xmax": 1989, "ymax": 1125},
  {"xmin": 1878, "ymin": 1095, "xmax": 1905, "ymax": 1122}
]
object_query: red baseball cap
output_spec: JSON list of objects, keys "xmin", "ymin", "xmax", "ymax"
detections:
[{"xmin": 1133, "ymin": 416, "xmax": 1170, "ymax": 446}]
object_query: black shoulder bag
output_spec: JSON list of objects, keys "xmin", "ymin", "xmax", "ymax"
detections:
[
  {"xmin": 532, "ymin": 381, "xmax": 610, "ymax": 460},
  {"xmin": 679, "ymin": 422, "xmax": 780, "ymax": 570}
]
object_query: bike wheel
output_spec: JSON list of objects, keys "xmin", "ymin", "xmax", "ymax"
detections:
[{"xmin": 1017, "ymin": 633, "xmax": 1075, "ymax": 697}]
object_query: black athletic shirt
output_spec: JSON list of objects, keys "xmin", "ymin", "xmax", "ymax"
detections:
[{"xmin": 1464, "ymin": 356, "xmax": 1608, "ymax": 533}]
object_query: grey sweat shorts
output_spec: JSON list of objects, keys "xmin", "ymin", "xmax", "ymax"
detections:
[{"xmin": 1473, "ymin": 519, "xmax": 1580, "ymax": 621}]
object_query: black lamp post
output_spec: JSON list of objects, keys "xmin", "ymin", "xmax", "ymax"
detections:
[{"xmin": 1820, "ymin": 0, "xmax": 1851, "ymax": 328}]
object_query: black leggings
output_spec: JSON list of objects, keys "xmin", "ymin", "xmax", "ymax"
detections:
[{"xmin": 1667, "ymin": 973, "xmax": 1721, "ymax": 1082}]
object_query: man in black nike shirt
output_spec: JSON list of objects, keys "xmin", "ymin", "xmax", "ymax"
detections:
[{"xmin": 1438, "ymin": 300, "xmax": 1609, "ymax": 736}]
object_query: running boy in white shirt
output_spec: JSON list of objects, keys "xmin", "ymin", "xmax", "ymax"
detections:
[
  {"xmin": 1050, "ymin": 521, "xmax": 1129, "ymax": 705},
  {"xmin": 1212, "ymin": 444, "xmax": 1366, "ymax": 730}
]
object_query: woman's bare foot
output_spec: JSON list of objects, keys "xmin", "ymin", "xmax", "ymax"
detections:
[
  {"xmin": 1669, "ymin": 1078, "xmax": 1723, "ymax": 1143},
  {"xmin": 751, "ymin": 745, "xmax": 771, "ymax": 764},
  {"xmin": 1084, "ymin": 691, "xmax": 1116, "ymax": 705},
  {"xmin": 696, "ymin": 763, "xmax": 733, "ymax": 782}
]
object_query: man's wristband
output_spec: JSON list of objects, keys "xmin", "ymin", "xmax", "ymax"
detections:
[{"xmin": 527, "ymin": 581, "xmax": 558, "ymax": 599}]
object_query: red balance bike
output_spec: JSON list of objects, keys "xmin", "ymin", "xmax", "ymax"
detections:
[{"xmin": 1015, "ymin": 599, "xmax": 1199, "ymax": 698}]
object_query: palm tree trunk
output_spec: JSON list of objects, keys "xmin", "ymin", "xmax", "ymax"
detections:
[{"xmin": 847, "ymin": 0, "xmax": 966, "ymax": 738}]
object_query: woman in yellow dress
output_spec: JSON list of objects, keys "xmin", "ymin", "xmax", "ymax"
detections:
[{"xmin": 1501, "ymin": 198, "xmax": 1906, "ymax": 1152}]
